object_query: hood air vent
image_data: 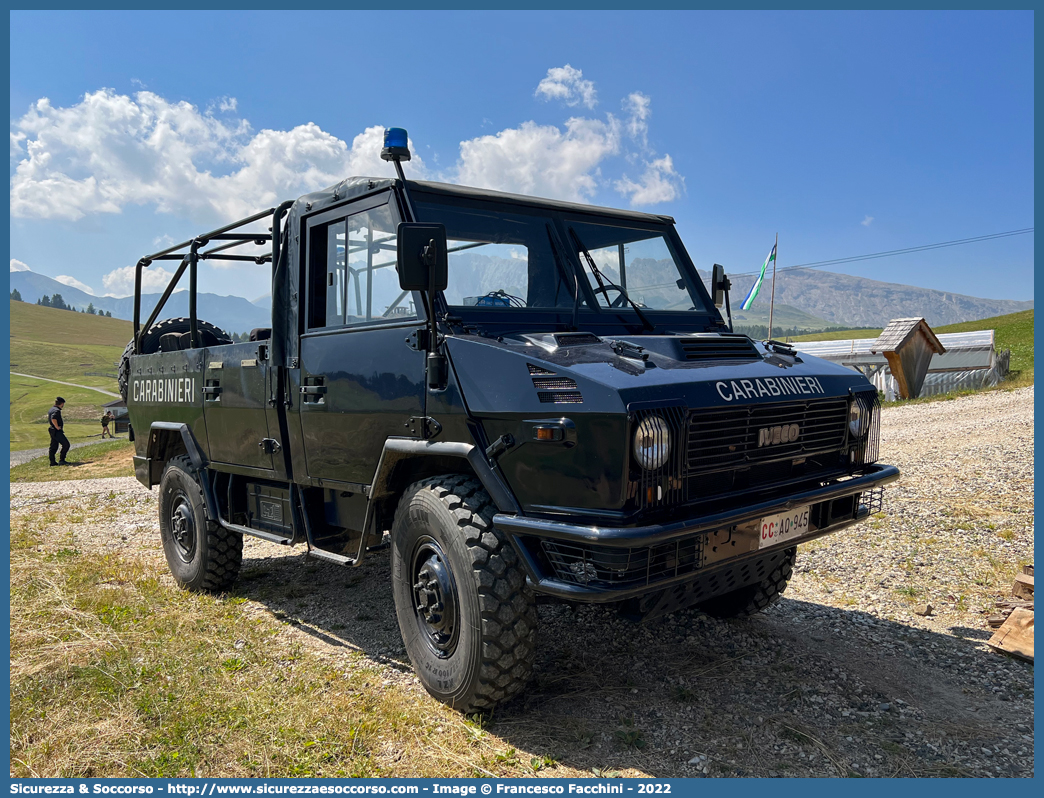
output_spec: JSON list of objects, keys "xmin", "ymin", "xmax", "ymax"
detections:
[
  {"xmin": 531, "ymin": 374, "xmax": 583, "ymax": 404},
  {"xmin": 554, "ymin": 332, "xmax": 601, "ymax": 346},
  {"xmin": 681, "ymin": 335, "xmax": 761, "ymax": 361}
]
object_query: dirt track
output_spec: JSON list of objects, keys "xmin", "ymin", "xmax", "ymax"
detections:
[{"xmin": 10, "ymin": 387, "xmax": 1034, "ymax": 777}]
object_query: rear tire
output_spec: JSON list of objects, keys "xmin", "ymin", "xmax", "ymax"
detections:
[
  {"xmin": 696, "ymin": 547, "xmax": 796, "ymax": 619},
  {"xmin": 158, "ymin": 455, "xmax": 242, "ymax": 592},
  {"xmin": 391, "ymin": 475, "xmax": 537, "ymax": 713},
  {"xmin": 119, "ymin": 317, "xmax": 232, "ymax": 401}
]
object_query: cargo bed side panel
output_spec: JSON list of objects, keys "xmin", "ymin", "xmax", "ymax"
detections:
[{"xmin": 126, "ymin": 350, "xmax": 210, "ymax": 461}]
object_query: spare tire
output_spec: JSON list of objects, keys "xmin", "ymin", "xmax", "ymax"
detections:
[{"xmin": 118, "ymin": 317, "xmax": 232, "ymax": 402}]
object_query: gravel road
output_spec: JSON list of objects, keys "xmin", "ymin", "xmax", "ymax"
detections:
[{"xmin": 11, "ymin": 387, "xmax": 1034, "ymax": 778}]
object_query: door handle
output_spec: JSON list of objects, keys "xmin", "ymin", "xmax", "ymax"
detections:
[
  {"xmin": 301, "ymin": 377, "xmax": 327, "ymax": 406},
  {"xmin": 203, "ymin": 383, "xmax": 222, "ymax": 401}
]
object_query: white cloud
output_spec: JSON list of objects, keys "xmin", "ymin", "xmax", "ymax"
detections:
[
  {"xmin": 455, "ymin": 117, "xmax": 620, "ymax": 202},
  {"xmin": 861, "ymin": 215, "xmax": 874, "ymax": 226},
  {"xmin": 10, "ymin": 89, "xmax": 425, "ymax": 223},
  {"xmin": 535, "ymin": 65, "xmax": 597, "ymax": 109},
  {"xmin": 10, "ymin": 258, "xmax": 30, "ymax": 272},
  {"xmin": 614, "ymin": 155, "xmax": 684, "ymax": 206},
  {"xmin": 55, "ymin": 274, "xmax": 96, "ymax": 295},
  {"xmin": 623, "ymin": 92, "xmax": 651, "ymax": 149},
  {"xmin": 11, "ymin": 82, "xmax": 684, "ymax": 231},
  {"xmin": 218, "ymin": 97, "xmax": 237, "ymax": 113},
  {"xmin": 103, "ymin": 263, "xmax": 176, "ymax": 296}
]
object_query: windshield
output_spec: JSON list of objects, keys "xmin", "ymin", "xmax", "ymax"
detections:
[
  {"xmin": 413, "ymin": 196, "xmax": 713, "ymax": 318},
  {"xmin": 567, "ymin": 220, "xmax": 704, "ymax": 312}
]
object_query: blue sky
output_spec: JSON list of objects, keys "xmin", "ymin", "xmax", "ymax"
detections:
[{"xmin": 9, "ymin": 10, "xmax": 1034, "ymax": 302}]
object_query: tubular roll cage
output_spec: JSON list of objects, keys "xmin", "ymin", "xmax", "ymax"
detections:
[{"xmin": 132, "ymin": 200, "xmax": 294, "ymax": 354}]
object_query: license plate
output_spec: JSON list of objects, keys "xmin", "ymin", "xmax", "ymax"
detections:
[{"xmin": 758, "ymin": 506, "xmax": 810, "ymax": 549}]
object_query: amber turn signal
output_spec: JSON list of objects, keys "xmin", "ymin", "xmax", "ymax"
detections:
[{"xmin": 533, "ymin": 426, "xmax": 564, "ymax": 442}]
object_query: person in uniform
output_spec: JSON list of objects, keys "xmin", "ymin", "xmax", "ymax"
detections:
[
  {"xmin": 48, "ymin": 397, "xmax": 70, "ymax": 466},
  {"xmin": 101, "ymin": 410, "xmax": 115, "ymax": 439}
]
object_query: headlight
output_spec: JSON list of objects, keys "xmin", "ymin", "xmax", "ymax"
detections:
[
  {"xmin": 849, "ymin": 400, "xmax": 867, "ymax": 438},
  {"xmin": 633, "ymin": 416, "xmax": 671, "ymax": 470}
]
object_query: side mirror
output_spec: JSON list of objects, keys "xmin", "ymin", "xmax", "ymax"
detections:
[
  {"xmin": 397, "ymin": 223, "xmax": 449, "ymax": 291},
  {"xmin": 711, "ymin": 263, "xmax": 729, "ymax": 308}
]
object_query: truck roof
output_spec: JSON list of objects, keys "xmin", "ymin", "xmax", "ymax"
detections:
[{"xmin": 291, "ymin": 176, "xmax": 675, "ymax": 225}]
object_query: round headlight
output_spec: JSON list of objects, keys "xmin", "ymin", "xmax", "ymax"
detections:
[
  {"xmin": 848, "ymin": 401, "xmax": 867, "ymax": 438},
  {"xmin": 633, "ymin": 416, "xmax": 671, "ymax": 470}
]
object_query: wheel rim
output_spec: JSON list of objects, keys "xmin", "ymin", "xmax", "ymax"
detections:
[
  {"xmin": 410, "ymin": 537, "xmax": 460, "ymax": 658},
  {"xmin": 169, "ymin": 495, "xmax": 197, "ymax": 563}
]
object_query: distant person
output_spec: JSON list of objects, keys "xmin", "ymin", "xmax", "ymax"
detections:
[
  {"xmin": 101, "ymin": 410, "xmax": 115, "ymax": 438},
  {"xmin": 48, "ymin": 397, "xmax": 70, "ymax": 466}
]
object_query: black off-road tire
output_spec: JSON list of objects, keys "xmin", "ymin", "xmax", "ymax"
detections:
[
  {"xmin": 391, "ymin": 475, "xmax": 537, "ymax": 713},
  {"xmin": 696, "ymin": 547, "xmax": 796, "ymax": 619},
  {"xmin": 158, "ymin": 455, "xmax": 242, "ymax": 592},
  {"xmin": 117, "ymin": 339, "xmax": 135, "ymax": 402},
  {"xmin": 118, "ymin": 317, "xmax": 232, "ymax": 401}
]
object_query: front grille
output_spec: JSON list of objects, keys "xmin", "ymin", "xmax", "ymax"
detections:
[
  {"xmin": 687, "ymin": 398, "xmax": 849, "ymax": 473},
  {"xmin": 681, "ymin": 336, "xmax": 761, "ymax": 361},
  {"xmin": 540, "ymin": 534, "xmax": 704, "ymax": 589}
]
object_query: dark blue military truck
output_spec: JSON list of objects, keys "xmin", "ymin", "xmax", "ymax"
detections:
[{"xmin": 122, "ymin": 128, "xmax": 898, "ymax": 712}]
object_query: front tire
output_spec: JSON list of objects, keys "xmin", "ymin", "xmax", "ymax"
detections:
[
  {"xmin": 696, "ymin": 547, "xmax": 796, "ymax": 619},
  {"xmin": 391, "ymin": 475, "xmax": 537, "ymax": 713},
  {"xmin": 158, "ymin": 455, "xmax": 242, "ymax": 592}
]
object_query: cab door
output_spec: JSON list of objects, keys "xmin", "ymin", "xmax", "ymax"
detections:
[{"xmin": 296, "ymin": 194, "xmax": 425, "ymax": 486}]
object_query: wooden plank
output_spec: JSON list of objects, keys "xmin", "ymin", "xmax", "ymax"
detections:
[
  {"xmin": 987, "ymin": 608, "xmax": 1034, "ymax": 662},
  {"xmin": 1012, "ymin": 573, "xmax": 1034, "ymax": 600}
]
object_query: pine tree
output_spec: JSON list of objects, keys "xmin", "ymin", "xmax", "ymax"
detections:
[
  {"xmin": 105, "ymin": 310, "xmax": 112, "ymax": 317},
  {"xmin": 10, "ymin": 288, "xmax": 21, "ymax": 301},
  {"xmin": 86, "ymin": 302, "xmax": 96, "ymax": 315},
  {"xmin": 51, "ymin": 293, "xmax": 66, "ymax": 310},
  {"xmin": 40, "ymin": 295, "xmax": 51, "ymax": 307}
]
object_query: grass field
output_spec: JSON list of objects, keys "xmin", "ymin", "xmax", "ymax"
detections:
[
  {"xmin": 9, "ymin": 301, "xmax": 131, "ymax": 450},
  {"xmin": 8, "ymin": 513, "xmax": 543, "ymax": 778},
  {"xmin": 10, "ymin": 301, "xmax": 130, "ymax": 389},
  {"xmin": 9, "ymin": 299, "xmax": 132, "ymax": 346},
  {"xmin": 790, "ymin": 309, "xmax": 1034, "ymax": 383},
  {"xmin": 10, "ymin": 440, "xmax": 134, "ymax": 482},
  {"xmin": 10, "ymin": 375, "xmax": 122, "ymax": 451}
]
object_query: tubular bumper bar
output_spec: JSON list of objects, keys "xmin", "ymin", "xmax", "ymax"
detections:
[
  {"xmin": 494, "ymin": 464, "xmax": 898, "ymax": 548},
  {"xmin": 494, "ymin": 464, "xmax": 899, "ymax": 602}
]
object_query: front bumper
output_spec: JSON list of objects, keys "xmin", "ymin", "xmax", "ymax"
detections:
[{"xmin": 494, "ymin": 463, "xmax": 899, "ymax": 603}]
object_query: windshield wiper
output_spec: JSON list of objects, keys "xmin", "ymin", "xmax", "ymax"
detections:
[
  {"xmin": 568, "ymin": 228, "xmax": 655, "ymax": 332},
  {"xmin": 545, "ymin": 223, "xmax": 582, "ymax": 331}
]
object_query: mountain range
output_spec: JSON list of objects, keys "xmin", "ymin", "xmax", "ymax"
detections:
[
  {"xmin": 11, "ymin": 270, "xmax": 270, "ymax": 336},
  {"xmin": 11, "ymin": 265, "xmax": 1032, "ymax": 335},
  {"xmin": 698, "ymin": 268, "xmax": 1032, "ymax": 329}
]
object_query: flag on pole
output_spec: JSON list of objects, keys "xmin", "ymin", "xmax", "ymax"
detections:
[{"xmin": 740, "ymin": 243, "xmax": 776, "ymax": 311}]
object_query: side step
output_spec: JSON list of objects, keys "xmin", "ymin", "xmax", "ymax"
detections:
[{"xmin": 307, "ymin": 547, "xmax": 357, "ymax": 566}]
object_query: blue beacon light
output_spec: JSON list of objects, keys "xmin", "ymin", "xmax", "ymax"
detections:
[{"xmin": 381, "ymin": 128, "xmax": 411, "ymax": 162}]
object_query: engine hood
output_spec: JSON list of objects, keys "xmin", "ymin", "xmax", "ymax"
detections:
[{"xmin": 447, "ymin": 331, "xmax": 873, "ymax": 415}]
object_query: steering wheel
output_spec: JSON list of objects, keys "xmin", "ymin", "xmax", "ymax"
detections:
[{"xmin": 592, "ymin": 284, "xmax": 629, "ymax": 309}]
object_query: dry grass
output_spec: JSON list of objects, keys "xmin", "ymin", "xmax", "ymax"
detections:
[{"xmin": 8, "ymin": 507, "xmax": 580, "ymax": 779}]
